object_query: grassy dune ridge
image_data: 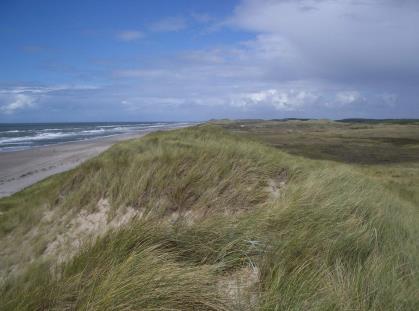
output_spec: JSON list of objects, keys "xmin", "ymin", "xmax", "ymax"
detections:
[{"xmin": 0, "ymin": 123, "xmax": 418, "ymax": 310}]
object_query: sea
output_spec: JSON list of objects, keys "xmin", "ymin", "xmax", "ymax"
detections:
[{"xmin": 0, "ymin": 122, "xmax": 190, "ymax": 152}]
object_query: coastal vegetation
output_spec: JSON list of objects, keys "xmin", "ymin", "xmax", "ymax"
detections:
[{"xmin": 1, "ymin": 121, "xmax": 418, "ymax": 310}]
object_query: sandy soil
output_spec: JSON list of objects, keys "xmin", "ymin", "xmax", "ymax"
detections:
[{"xmin": 0, "ymin": 130, "xmax": 164, "ymax": 198}]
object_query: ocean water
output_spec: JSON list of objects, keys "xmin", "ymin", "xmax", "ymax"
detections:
[{"xmin": 0, "ymin": 122, "xmax": 189, "ymax": 152}]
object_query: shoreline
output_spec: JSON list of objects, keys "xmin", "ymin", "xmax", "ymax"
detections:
[{"xmin": 0, "ymin": 127, "xmax": 183, "ymax": 198}]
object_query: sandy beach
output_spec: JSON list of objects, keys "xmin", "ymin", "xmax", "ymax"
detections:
[{"xmin": 0, "ymin": 132, "xmax": 150, "ymax": 198}]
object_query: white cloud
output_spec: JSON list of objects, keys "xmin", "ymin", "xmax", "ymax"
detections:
[
  {"xmin": 0, "ymin": 84, "xmax": 100, "ymax": 115},
  {"xmin": 0, "ymin": 94, "xmax": 36, "ymax": 114},
  {"xmin": 116, "ymin": 30, "xmax": 144, "ymax": 42},
  {"xmin": 0, "ymin": 85, "xmax": 98, "ymax": 95},
  {"xmin": 232, "ymin": 89, "xmax": 319, "ymax": 111},
  {"xmin": 230, "ymin": 0, "xmax": 419, "ymax": 83},
  {"xmin": 335, "ymin": 91, "xmax": 364, "ymax": 106},
  {"xmin": 0, "ymin": 86, "xmax": 59, "ymax": 94},
  {"xmin": 85, "ymin": 0, "xmax": 418, "ymax": 119},
  {"xmin": 149, "ymin": 17, "xmax": 187, "ymax": 32}
]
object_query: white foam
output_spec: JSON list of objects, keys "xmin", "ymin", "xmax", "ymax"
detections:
[{"xmin": 0, "ymin": 123, "xmax": 190, "ymax": 152}]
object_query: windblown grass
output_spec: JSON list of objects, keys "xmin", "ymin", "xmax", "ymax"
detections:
[
  {"xmin": 257, "ymin": 168, "xmax": 419, "ymax": 309},
  {"xmin": 1, "ymin": 123, "xmax": 418, "ymax": 310}
]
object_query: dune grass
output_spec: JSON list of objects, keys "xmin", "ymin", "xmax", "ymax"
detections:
[{"xmin": 1, "ymin": 123, "xmax": 418, "ymax": 310}]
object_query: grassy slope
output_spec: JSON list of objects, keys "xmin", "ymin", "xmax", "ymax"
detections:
[{"xmin": 0, "ymin": 124, "xmax": 418, "ymax": 310}]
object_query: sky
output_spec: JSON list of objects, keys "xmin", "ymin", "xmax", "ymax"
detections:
[{"xmin": 0, "ymin": 0, "xmax": 418, "ymax": 122}]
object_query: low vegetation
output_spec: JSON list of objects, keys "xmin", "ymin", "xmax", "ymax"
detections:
[
  {"xmin": 1, "ymin": 122, "xmax": 418, "ymax": 310},
  {"xmin": 220, "ymin": 119, "xmax": 419, "ymax": 164}
]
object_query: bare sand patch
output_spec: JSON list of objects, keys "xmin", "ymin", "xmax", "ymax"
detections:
[
  {"xmin": 44, "ymin": 199, "xmax": 140, "ymax": 263},
  {"xmin": 218, "ymin": 265, "xmax": 260, "ymax": 310},
  {"xmin": 266, "ymin": 170, "xmax": 288, "ymax": 200}
]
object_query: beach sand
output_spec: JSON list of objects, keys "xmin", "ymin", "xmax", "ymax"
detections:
[{"xmin": 0, "ymin": 132, "xmax": 149, "ymax": 198}]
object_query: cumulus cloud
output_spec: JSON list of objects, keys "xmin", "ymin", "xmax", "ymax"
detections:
[
  {"xmin": 149, "ymin": 17, "xmax": 187, "ymax": 32},
  {"xmin": 116, "ymin": 30, "xmax": 144, "ymax": 42},
  {"xmin": 232, "ymin": 89, "xmax": 319, "ymax": 111},
  {"xmin": 0, "ymin": 85, "xmax": 100, "ymax": 115},
  {"xmin": 0, "ymin": 94, "xmax": 36, "ymax": 114},
  {"xmin": 335, "ymin": 91, "xmax": 365, "ymax": 106}
]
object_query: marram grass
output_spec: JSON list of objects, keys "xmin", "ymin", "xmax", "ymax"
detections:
[{"xmin": 0, "ymin": 124, "xmax": 418, "ymax": 310}]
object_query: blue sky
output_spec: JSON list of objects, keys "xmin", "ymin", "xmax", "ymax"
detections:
[{"xmin": 1, "ymin": 0, "xmax": 419, "ymax": 122}]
